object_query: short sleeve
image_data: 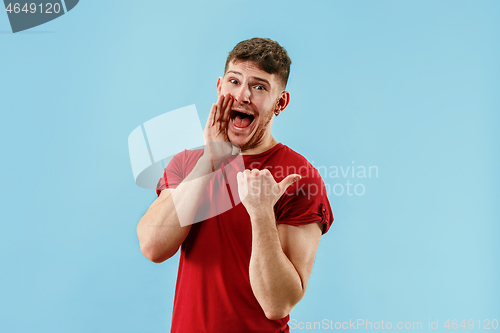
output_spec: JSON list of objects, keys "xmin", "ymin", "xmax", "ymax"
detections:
[
  {"xmin": 274, "ymin": 166, "xmax": 333, "ymax": 234},
  {"xmin": 155, "ymin": 149, "xmax": 203, "ymax": 196}
]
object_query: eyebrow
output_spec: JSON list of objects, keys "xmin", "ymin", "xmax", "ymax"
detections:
[{"xmin": 226, "ymin": 70, "xmax": 271, "ymax": 86}]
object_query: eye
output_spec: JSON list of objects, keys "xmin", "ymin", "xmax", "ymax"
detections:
[
  {"xmin": 255, "ymin": 85, "xmax": 266, "ymax": 91},
  {"xmin": 230, "ymin": 79, "xmax": 239, "ymax": 84}
]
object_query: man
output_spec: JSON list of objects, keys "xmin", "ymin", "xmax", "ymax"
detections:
[{"xmin": 137, "ymin": 38, "xmax": 333, "ymax": 332}]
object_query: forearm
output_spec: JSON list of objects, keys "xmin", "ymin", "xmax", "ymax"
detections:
[
  {"xmin": 137, "ymin": 189, "xmax": 189, "ymax": 262},
  {"xmin": 248, "ymin": 209, "xmax": 304, "ymax": 320},
  {"xmin": 137, "ymin": 155, "xmax": 214, "ymax": 262}
]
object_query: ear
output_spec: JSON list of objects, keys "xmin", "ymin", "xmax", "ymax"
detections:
[
  {"xmin": 216, "ymin": 77, "xmax": 222, "ymax": 96},
  {"xmin": 276, "ymin": 91, "xmax": 291, "ymax": 112}
]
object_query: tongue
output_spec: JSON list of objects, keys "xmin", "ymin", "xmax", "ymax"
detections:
[{"xmin": 234, "ymin": 115, "xmax": 251, "ymax": 128}]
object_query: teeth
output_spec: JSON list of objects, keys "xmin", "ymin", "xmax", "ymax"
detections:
[{"xmin": 234, "ymin": 110, "xmax": 252, "ymax": 116}]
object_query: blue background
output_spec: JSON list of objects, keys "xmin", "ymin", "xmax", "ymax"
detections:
[{"xmin": 1, "ymin": 1, "xmax": 498, "ymax": 332}]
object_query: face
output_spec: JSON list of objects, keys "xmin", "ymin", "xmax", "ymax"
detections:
[{"xmin": 217, "ymin": 60, "xmax": 289, "ymax": 152}]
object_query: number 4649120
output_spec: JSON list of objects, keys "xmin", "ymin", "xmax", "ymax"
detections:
[{"xmin": 5, "ymin": 3, "xmax": 62, "ymax": 14}]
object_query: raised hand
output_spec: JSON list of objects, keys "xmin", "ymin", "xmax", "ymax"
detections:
[
  {"xmin": 203, "ymin": 93, "xmax": 239, "ymax": 170},
  {"xmin": 237, "ymin": 169, "xmax": 301, "ymax": 218}
]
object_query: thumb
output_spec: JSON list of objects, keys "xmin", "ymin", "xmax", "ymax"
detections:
[{"xmin": 278, "ymin": 174, "xmax": 301, "ymax": 195}]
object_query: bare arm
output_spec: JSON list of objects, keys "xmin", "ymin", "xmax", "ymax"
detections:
[
  {"xmin": 137, "ymin": 155, "xmax": 214, "ymax": 263},
  {"xmin": 137, "ymin": 94, "xmax": 235, "ymax": 263},
  {"xmin": 237, "ymin": 168, "xmax": 323, "ymax": 319},
  {"xmin": 249, "ymin": 214, "xmax": 322, "ymax": 319}
]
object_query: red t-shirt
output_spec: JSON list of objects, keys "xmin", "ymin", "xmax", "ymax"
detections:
[{"xmin": 156, "ymin": 143, "xmax": 333, "ymax": 333}]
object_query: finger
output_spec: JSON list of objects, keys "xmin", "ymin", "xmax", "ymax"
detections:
[
  {"xmin": 237, "ymin": 171, "xmax": 248, "ymax": 200},
  {"xmin": 221, "ymin": 93, "xmax": 230, "ymax": 112},
  {"xmin": 219, "ymin": 94, "xmax": 233, "ymax": 127},
  {"xmin": 210, "ymin": 95, "xmax": 222, "ymax": 127},
  {"xmin": 221, "ymin": 94, "xmax": 234, "ymax": 123},
  {"xmin": 208, "ymin": 103, "xmax": 217, "ymax": 128},
  {"xmin": 261, "ymin": 168, "xmax": 272, "ymax": 177},
  {"xmin": 214, "ymin": 94, "xmax": 225, "ymax": 125},
  {"xmin": 278, "ymin": 174, "xmax": 301, "ymax": 195}
]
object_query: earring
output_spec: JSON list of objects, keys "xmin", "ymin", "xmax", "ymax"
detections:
[{"xmin": 274, "ymin": 97, "xmax": 282, "ymax": 116}]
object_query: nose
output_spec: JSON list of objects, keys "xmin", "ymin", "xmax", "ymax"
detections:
[{"xmin": 234, "ymin": 84, "xmax": 251, "ymax": 105}]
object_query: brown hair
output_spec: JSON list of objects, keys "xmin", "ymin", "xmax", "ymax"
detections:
[{"xmin": 224, "ymin": 38, "xmax": 292, "ymax": 88}]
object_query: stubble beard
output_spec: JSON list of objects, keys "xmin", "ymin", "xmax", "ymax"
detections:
[{"xmin": 228, "ymin": 105, "xmax": 275, "ymax": 152}]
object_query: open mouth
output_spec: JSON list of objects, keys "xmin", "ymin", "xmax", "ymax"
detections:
[{"xmin": 230, "ymin": 110, "xmax": 255, "ymax": 129}]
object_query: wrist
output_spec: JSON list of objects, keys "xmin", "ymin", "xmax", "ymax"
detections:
[
  {"xmin": 193, "ymin": 154, "xmax": 216, "ymax": 175},
  {"xmin": 200, "ymin": 151, "xmax": 216, "ymax": 171},
  {"xmin": 248, "ymin": 205, "xmax": 275, "ymax": 224},
  {"xmin": 201, "ymin": 149, "xmax": 225, "ymax": 171}
]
